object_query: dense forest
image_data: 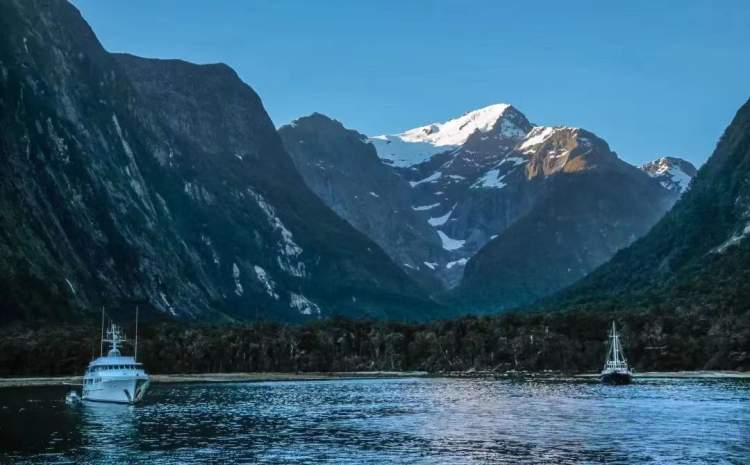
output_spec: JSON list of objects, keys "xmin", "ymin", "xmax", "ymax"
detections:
[{"xmin": 1, "ymin": 305, "xmax": 748, "ymax": 377}]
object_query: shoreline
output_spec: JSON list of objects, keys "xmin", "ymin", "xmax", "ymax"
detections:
[
  {"xmin": 575, "ymin": 370, "xmax": 750, "ymax": 379},
  {"xmin": 0, "ymin": 371, "xmax": 428, "ymax": 389},
  {"xmin": 1, "ymin": 370, "xmax": 747, "ymax": 389}
]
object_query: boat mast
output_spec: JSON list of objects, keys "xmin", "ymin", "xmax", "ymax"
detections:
[{"xmin": 612, "ymin": 321, "xmax": 619, "ymax": 365}]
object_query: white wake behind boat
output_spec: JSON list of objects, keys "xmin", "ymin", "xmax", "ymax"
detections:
[{"xmin": 82, "ymin": 312, "xmax": 150, "ymax": 404}]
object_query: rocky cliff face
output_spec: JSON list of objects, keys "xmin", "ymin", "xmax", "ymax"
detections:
[
  {"xmin": 0, "ymin": 0, "xmax": 440, "ymax": 323},
  {"xmin": 279, "ymin": 114, "xmax": 447, "ymax": 291}
]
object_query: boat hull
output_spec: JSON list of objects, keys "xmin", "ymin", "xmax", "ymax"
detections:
[
  {"xmin": 83, "ymin": 377, "xmax": 150, "ymax": 404},
  {"xmin": 601, "ymin": 372, "xmax": 632, "ymax": 385}
]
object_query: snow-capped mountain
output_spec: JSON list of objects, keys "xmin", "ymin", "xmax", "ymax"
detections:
[
  {"xmin": 641, "ymin": 156, "xmax": 698, "ymax": 193},
  {"xmin": 284, "ymin": 102, "xmax": 692, "ymax": 306},
  {"xmin": 369, "ymin": 104, "xmax": 529, "ymax": 167}
]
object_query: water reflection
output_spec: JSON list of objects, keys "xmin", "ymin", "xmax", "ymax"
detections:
[
  {"xmin": 0, "ymin": 377, "xmax": 748, "ymax": 464},
  {"xmin": 78, "ymin": 402, "xmax": 137, "ymax": 463}
]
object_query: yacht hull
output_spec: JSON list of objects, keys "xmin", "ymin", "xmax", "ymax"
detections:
[
  {"xmin": 601, "ymin": 372, "xmax": 632, "ymax": 385},
  {"xmin": 83, "ymin": 377, "xmax": 150, "ymax": 404}
]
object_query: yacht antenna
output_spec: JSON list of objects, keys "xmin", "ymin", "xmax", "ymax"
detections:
[
  {"xmin": 135, "ymin": 305, "xmax": 139, "ymax": 362},
  {"xmin": 100, "ymin": 306, "xmax": 105, "ymax": 356}
]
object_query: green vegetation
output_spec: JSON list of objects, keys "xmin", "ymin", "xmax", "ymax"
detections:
[{"xmin": 1, "ymin": 306, "xmax": 747, "ymax": 377}]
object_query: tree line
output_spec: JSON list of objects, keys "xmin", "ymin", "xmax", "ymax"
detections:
[{"xmin": 1, "ymin": 306, "xmax": 747, "ymax": 377}]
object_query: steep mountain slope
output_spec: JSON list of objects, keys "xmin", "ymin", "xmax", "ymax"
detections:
[
  {"xmin": 0, "ymin": 0, "xmax": 439, "ymax": 323},
  {"xmin": 279, "ymin": 114, "xmax": 446, "ymax": 290},
  {"xmin": 550, "ymin": 98, "xmax": 750, "ymax": 312},
  {"xmin": 456, "ymin": 129, "xmax": 675, "ymax": 311}
]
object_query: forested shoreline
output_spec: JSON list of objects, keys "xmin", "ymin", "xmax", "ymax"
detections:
[{"xmin": 1, "ymin": 307, "xmax": 748, "ymax": 377}]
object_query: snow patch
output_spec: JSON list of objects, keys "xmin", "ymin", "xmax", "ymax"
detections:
[
  {"xmin": 437, "ymin": 230, "xmax": 465, "ymax": 251},
  {"xmin": 232, "ymin": 262, "xmax": 244, "ymax": 296},
  {"xmin": 370, "ymin": 103, "xmax": 516, "ymax": 167},
  {"xmin": 412, "ymin": 203, "xmax": 440, "ymax": 211},
  {"xmin": 247, "ymin": 189, "xmax": 306, "ymax": 277},
  {"xmin": 254, "ymin": 265, "xmax": 279, "ymax": 300},
  {"xmin": 472, "ymin": 169, "xmax": 507, "ymax": 189},
  {"xmin": 428, "ymin": 204, "xmax": 456, "ymax": 226},
  {"xmin": 446, "ymin": 258, "xmax": 468, "ymax": 269},
  {"xmin": 111, "ymin": 114, "xmax": 134, "ymax": 159},
  {"xmin": 200, "ymin": 234, "xmax": 220, "ymax": 265},
  {"xmin": 369, "ymin": 191, "xmax": 380, "ymax": 198},
  {"xmin": 503, "ymin": 156, "xmax": 527, "ymax": 166},
  {"xmin": 159, "ymin": 292, "xmax": 177, "ymax": 316},
  {"xmin": 370, "ymin": 136, "xmax": 451, "ymax": 168},
  {"xmin": 423, "ymin": 261, "xmax": 438, "ymax": 270},
  {"xmin": 519, "ymin": 126, "xmax": 557, "ymax": 152},
  {"xmin": 409, "ymin": 171, "xmax": 442, "ymax": 187},
  {"xmin": 714, "ymin": 222, "xmax": 750, "ymax": 254},
  {"xmin": 290, "ymin": 293, "xmax": 321, "ymax": 316}
]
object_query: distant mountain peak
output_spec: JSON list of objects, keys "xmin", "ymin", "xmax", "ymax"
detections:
[
  {"xmin": 370, "ymin": 103, "xmax": 530, "ymax": 167},
  {"xmin": 398, "ymin": 103, "xmax": 516, "ymax": 146},
  {"xmin": 641, "ymin": 156, "xmax": 697, "ymax": 193}
]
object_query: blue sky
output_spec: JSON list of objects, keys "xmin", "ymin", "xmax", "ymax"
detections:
[{"xmin": 73, "ymin": 0, "xmax": 749, "ymax": 167}]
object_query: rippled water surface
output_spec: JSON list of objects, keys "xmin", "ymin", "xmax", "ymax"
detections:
[{"xmin": 1, "ymin": 377, "xmax": 749, "ymax": 464}]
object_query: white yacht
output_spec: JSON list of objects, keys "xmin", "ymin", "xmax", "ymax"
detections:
[{"xmin": 82, "ymin": 321, "xmax": 150, "ymax": 404}]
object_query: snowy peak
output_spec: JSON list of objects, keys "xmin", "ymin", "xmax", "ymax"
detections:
[
  {"xmin": 641, "ymin": 156, "xmax": 697, "ymax": 193},
  {"xmin": 370, "ymin": 103, "xmax": 531, "ymax": 167},
  {"xmin": 399, "ymin": 103, "xmax": 517, "ymax": 146}
]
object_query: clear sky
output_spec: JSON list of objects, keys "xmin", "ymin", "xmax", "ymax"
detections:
[{"xmin": 73, "ymin": 0, "xmax": 749, "ymax": 167}]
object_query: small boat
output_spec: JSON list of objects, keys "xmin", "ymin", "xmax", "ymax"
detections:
[
  {"xmin": 600, "ymin": 321, "xmax": 632, "ymax": 385},
  {"xmin": 65, "ymin": 390, "xmax": 81, "ymax": 405},
  {"xmin": 82, "ymin": 309, "xmax": 150, "ymax": 404}
]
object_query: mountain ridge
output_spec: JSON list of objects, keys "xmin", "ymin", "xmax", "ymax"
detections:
[
  {"xmin": 0, "ymin": 0, "xmax": 442, "ymax": 323},
  {"xmin": 544, "ymin": 97, "xmax": 750, "ymax": 312}
]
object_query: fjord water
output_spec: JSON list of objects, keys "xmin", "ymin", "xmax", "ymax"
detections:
[{"xmin": 1, "ymin": 378, "xmax": 748, "ymax": 464}]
